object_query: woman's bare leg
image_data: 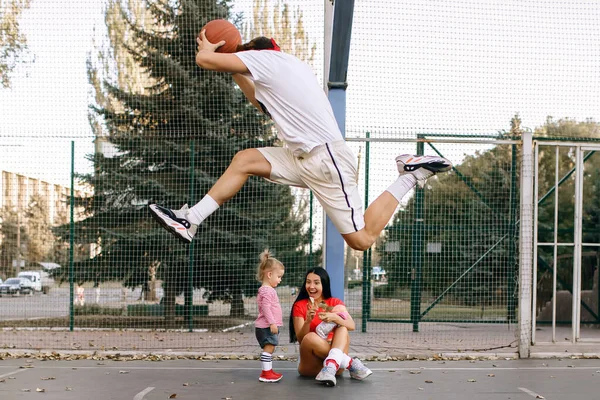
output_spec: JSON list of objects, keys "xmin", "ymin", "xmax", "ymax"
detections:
[{"xmin": 297, "ymin": 333, "xmax": 331, "ymax": 377}]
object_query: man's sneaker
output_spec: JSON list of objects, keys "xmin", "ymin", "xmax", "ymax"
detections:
[
  {"xmin": 148, "ymin": 204, "xmax": 197, "ymax": 243},
  {"xmin": 315, "ymin": 364, "xmax": 337, "ymax": 387},
  {"xmin": 396, "ymin": 154, "xmax": 453, "ymax": 187},
  {"xmin": 348, "ymin": 358, "xmax": 372, "ymax": 380},
  {"xmin": 259, "ymin": 369, "xmax": 282, "ymax": 383}
]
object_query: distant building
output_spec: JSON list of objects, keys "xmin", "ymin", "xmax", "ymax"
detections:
[{"xmin": 0, "ymin": 170, "xmax": 89, "ymax": 224}]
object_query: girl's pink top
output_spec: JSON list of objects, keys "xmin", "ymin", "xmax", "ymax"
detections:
[{"xmin": 255, "ymin": 286, "xmax": 283, "ymax": 328}]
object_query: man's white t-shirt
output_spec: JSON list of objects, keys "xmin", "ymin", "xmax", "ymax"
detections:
[{"xmin": 234, "ymin": 50, "xmax": 343, "ymax": 156}]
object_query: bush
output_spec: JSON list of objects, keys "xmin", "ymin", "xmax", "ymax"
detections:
[
  {"xmin": 373, "ymin": 285, "xmax": 410, "ymax": 299},
  {"xmin": 73, "ymin": 304, "xmax": 123, "ymax": 316},
  {"xmin": 347, "ymin": 281, "xmax": 363, "ymax": 289},
  {"xmin": 127, "ymin": 304, "xmax": 208, "ymax": 317}
]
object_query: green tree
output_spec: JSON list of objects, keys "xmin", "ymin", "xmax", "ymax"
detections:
[
  {"xmin": 0, "ymin": 0, "xmax": 32, "ymax": 88},
  {"xmin": 377, "ymin": 115, "xmax": 521, "ymax": 312},
  {"xmin": 23, "ymin": 194, "xmax": 54, "ymax": 263},
  {"xmin": 244, "ymin": 0, "xmax": 316, "ymax": 64},
  {"xmin": 378, "ymin": 116, "xmax": 600, "ymax": 317},
  {"xmin": 0, "ymin": 205, "xmax": 27, "ymax": 277},
  {"xmin": 74, "ymin": 0, "xmax": 311, "ymax": 322}
]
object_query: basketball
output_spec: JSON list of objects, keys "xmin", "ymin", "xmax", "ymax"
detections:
[{"xmin": 200, "ymin": 19, "xmax": 242, "ymax": 53}]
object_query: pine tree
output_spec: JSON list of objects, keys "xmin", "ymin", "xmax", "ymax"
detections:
[{"xmin": 75, "ymin": 0, "xmax": 310, "ymax": 323}]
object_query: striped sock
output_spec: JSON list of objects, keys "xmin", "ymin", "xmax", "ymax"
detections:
[
  {"xmin": 340, "ymin": 353, "xmax": 352, "ymax": 369},
  {"xmin": 260, "ymin": 352, "xmax": 272, "ymax": 371}
]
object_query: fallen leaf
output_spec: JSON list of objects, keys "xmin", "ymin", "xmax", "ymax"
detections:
[
  {"xmin": 41, "ymin": 377, "xmax": 56, "ymax": 380},
  {"xmin": 468, "ymin": 379, "xmax": 476, "ymax": 382},
  {"xmin": 487, "ymin": 374, "xmax": 495, "ymax": 377},
  {"xmin": 119, "ymin": 370, "xmax": 129, "ymax": 374},
  {"xmin": 169, "ymin": 394, "xmax": 177, "ymax": 399},
  {"xmin": 183, "ymin": 383, "xmax": 189, "ymax": 386},
  {"xmin": 36, "ymin": 388, "xmax": 45, "ymax": 392},
  {"xmin": 425, "ymin": 380, "xmax": 433, "ymax": 383},
  {"xmin": 409, "ymin": 370, "xmax": 421, "ymax": 374},
  {"xmin": 418, "ymin": 387, "xmax": 424, "ymax": 391},
  {"xmin": 536, "ymin": 396, "xmax": 545, "ymax": 399},
  {"xmin": 65, "ymin": 387, "xmax": 72, "ymax": 391},
  {"xmin": 21, "ymin": 389, "xmax": 31, "ymax": 392}
]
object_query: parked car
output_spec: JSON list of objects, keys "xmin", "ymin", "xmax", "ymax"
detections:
[{"xmin": 0, "ymin": 277, "xmax": 35, "ymax": 296}]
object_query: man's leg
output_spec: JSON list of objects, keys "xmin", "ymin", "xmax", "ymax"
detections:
[
  {"xmin": 342, "ymin": 155, "xmax": 452, "ymax": 251},
  {"xmin": 149, "ymin": 148, "xmax": 271, "ymax": 242},
  {"xmin": 187, "ymin": 149, "xmax": 271, "ymax": 223},
  {"xmin": 206, "ymin": 148, "xmax": 272, "ymax": 205}
]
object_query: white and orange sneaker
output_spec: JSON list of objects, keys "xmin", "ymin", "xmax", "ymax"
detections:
[
  {"xmin": 396, "ymin": 154, "xmax": 452, "ymax": 187},
  {"xmin": 259, "ymin": 369, "xmax": 283, "ymax": 383},
  {"xmin": 149, "ymin": 204, "xmax": 197, "ymax": 243}
]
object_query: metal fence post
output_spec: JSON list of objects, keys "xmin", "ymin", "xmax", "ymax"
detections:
[
  {"xmin": 508, "ymin": 143, "xmax": 518, "ymax": 321},
  {"xmin": 69, "ymin": 141, "xmax": 75, "ymax": 332},
  {"xmin": 411, "ymin": 139, "xmax": 424, "ymax": 332},
  {"xmin": 362, "ymin": 132, "xmax": 371, "ymax": 332},
  {"xmin": 187, "ymin": 140, "xmax": 195, "ymax": 332},
  {"xmin": 519, "ymin": 130, "xmax": 534, "ymax": 357}
]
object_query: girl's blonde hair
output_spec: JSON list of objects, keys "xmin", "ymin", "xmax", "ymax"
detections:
[{"xmin": 256, "ymin": 249, "xmax": 284, "ymax": 282}]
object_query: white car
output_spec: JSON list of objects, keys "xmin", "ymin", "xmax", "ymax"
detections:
[{"xmin": 0, "ymin": 277, "xmax": 35, "ymax": 296}]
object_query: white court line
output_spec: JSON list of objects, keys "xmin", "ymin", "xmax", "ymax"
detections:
[
  {"xmin": 133, "ymin": 387, "xmax": 155, "ymax": 400},
  {"xmin": 2, "ymin": 365, "xmax": 596, "ymax": 371},
  {"xmin": 0, "ymin": 369, "xmax": 26, "ymax": 379},
  {"xmin": 519, "ymin": 387, "xmax": 545, "ymax": 398}
]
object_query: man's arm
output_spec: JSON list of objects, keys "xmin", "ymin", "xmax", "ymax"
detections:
[
  {"xmin": 195, "ymin": 32, "xmax": 262, "ymax": 112},
  {"xmin": 195, "ymin": 31, "xmax": 248, "ymax": 74},
  {"xmin": 195, "ymin": 51, "xmax": 249, "ymax": 74},
  {"xmin": 232, "ymin": 74, "xmax": 261, "ymax": 112}
]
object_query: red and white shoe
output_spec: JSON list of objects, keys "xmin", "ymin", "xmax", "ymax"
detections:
[
  {"xmin": 396, "ymin": 154, "xmax": 452, "ymax": 187},
  {"xmin": 259, "ymin": 369, "xmax": 283, "ymax": 383}
]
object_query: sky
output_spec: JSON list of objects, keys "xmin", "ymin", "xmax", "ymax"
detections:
[{"xmin": 1, "ymin": 0, "xmax": 599, "ymax": 194}]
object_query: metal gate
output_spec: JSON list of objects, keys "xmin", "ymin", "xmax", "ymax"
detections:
[{"xmin": 532, "ymin": 141, "xmax": 600, "ymax": 344}]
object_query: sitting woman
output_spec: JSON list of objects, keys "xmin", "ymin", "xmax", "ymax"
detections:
[{"xmin": 289, "ymin": 267, "xmax": 372, "ymax": 387}]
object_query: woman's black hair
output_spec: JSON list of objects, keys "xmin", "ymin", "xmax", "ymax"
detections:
[
  {"xmin": 288, "ymin": 267, "xmax": 332, "ymax": 343},
  {"xmin": 236, "ymin": 36, "xmax": 277, "ymax": 52}
]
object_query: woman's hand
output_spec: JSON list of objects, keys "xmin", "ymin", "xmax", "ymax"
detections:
[
  {"xmin": 196, "ymin": 30, "xmax": 225, "ymax": 54},
  {"xmin": 305, "ymin": 302, "xmax": 316, "ymax": 322},
  {"xmin": 317, "ymin": 311, "xmax": 339, "ymax": 324}
]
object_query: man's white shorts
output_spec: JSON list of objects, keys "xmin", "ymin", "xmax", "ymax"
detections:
[{"xmin": 257, "ymin": 141, "xmax": 365, "ymax": 235}]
